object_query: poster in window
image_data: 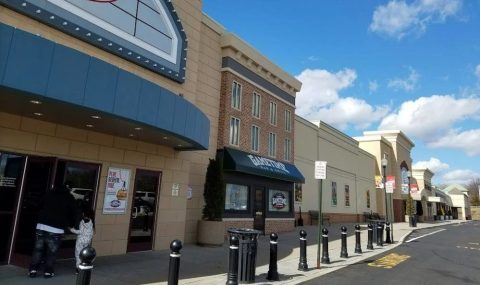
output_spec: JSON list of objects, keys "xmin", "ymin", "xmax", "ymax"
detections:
[
  {"xmin": 345, "ymin": 185, "xmax": 350, "ymax": 207},
  {"xmin": 103, "ymin": 167, "xmax": 131, "ymax": 214},
  {"xmin": 269, "ymin": 189, "xmax": 290, "ymax": 212},
  {"xmin": 331, "ymin": 181, "xmax": 337, "ymax": 206},
  {"xmin": 294, "ymin": 183, "xmax": 303, "ymax": 203}
]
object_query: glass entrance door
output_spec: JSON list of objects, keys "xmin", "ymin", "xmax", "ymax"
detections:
[
  {"xmin": 11, "ymin": 156, "xmax": 55, "ymax": 267},
  {"xmin": 0, "ymin": 152, "xmax": 26, "ymax": 265},
  {"xmin": 254, "ymin": 186, "xmax": 265, "ymax": 233},
  {"xmin": 127, "ymin": 169, "xmax": 161, "ymax": 252}
]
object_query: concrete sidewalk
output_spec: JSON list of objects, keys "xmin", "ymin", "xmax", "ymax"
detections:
[{"xmin": 0, "ymin": 220, "xmax": 468, "ymax": 285}]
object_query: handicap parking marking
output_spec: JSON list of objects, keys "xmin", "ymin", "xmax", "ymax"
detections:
[{"xmin": 368, "ymin": 253, "xmax": 411, "ymax": 269}]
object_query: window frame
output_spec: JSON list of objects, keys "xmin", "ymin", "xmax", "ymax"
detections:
[
  {"xmin": 252, "ymin": 92, "xmax": 261, "ymax": 119},
  {"xmin": 345, "ymin": 184, "xmax": 350, "ymax": 207},
  {"xmin": 229, "ymin": 117, "xmax": 241, "ymax": 146},
  {"xmin": 268, "ymin": 132, "xmax": 277, "ymax": 157},
  {"xmin": 331, "ymin": 181, "xmax": 337, "ymax": 206},
  {"xmin": 285, "ymin": 110, "xmax": 291, "ymax": 132},
  {"xmin": 251, "ymin": 125, "xmax": 260, "ymax": 152},
  {"xmin": 224, "ymin": 183, "xmax": 249, "ymax": 212},
  {"xmin": 284, "ymin": 138, "xmax": 291, "ymax": 161},
  {"xmin": 269, "ymin": 102, "xmax": 277, "ymax": 126},
  {"xmin": 231, "ymin": 81, "xmax": 242, "ymax": 110}
]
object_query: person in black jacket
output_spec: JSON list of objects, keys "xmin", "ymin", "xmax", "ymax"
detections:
[{"xmin": 28, "ymin": 184, "xmax": 77, "ymax": 278}]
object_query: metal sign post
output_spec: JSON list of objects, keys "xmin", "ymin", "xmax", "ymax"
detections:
[{"xmin": 314, "ymin": 161, "xmax": 327, "ymax": 269}]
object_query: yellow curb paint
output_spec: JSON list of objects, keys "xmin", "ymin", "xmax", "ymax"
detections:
[{"xmin": 368, "ymin": 253, "xmax": 410, "ymax": 269}]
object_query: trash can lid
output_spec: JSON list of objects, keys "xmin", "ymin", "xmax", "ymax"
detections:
[{"xmin": 227, "ymin": 228, "xmax": 262, "ymax": 237}]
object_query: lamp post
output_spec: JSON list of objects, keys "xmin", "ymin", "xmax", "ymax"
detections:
[
  {"xmin": 406, "ymin": 171, "xmax": 413, "ymax": 227},
  {"xmin": 381, "ymin": 158, "xmax": 393, "ymax": 242}
]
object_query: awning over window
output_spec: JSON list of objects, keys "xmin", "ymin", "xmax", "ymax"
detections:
[{"xmin": 221, "ymin": 148, "xmax": 305, "ymax": 183}]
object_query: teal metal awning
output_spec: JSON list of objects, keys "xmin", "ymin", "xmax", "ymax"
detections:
[{"xmin": 222, "ymin": 148, "xmax": 305, "ymax": 183}]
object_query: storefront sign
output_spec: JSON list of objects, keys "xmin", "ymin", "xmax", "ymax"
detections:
[
  {"xmin": 410, "ymin": 184, "xmax": 419, "ymax": 193},
  {"xmin": 0, "ymin": 176, "xmax": 16, "ymax": 187},
  {"xmin": 103, "ymin": 167, "xmax": 131, "ymax": 214},
  {"xmin": 248, "ymin": 155, "xmax": 289, "ymax": 174},
  {"xmin": 269, "ymin": 190, "xmax": 289, "ymax": 212}
]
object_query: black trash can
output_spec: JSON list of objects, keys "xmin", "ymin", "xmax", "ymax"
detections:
[{"xmin": 227, "ymin": 228, "xmax": 262, "ymax": 284}]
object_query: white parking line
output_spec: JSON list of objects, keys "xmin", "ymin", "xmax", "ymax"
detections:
[{"xmin": 405, "ymin": 229, "xmax": 446, "ymax": 243}]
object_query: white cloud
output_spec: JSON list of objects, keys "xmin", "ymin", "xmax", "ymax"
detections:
[
  {"xmin": 307, "ymin": 56, "xmax": 319, "ymax": 61},
  {"xmin": 370, "ymin": 0, "xmax": 462, "ymax": 39},
  {"xmin": 369, "ymin": 80, "xmax": 379, "ymax": 93},
  {"xmin": 387, "ymin": 67, "xmax": 419, "ymax": 92},
  {"xmin": 428, "ymin": 129, "xmax": 480, "ymax": 156},
  {"xmin": 475, "ymin": 64, "xmax": 480, "ymax": 80},
  {"xmin": 442, "ymin": 169, "xmax": 480, "ymax": 185},
  {"xmin": 295, "ymin": 68, "xmax": 389, "ymax": 130},
  {"xmin": 314, "ymin": 97, "xmax": 390, "ymax": 130},
  {"xmin": 413, "ymin": 157, "xmax": 449, "ymax": 173},
  {"xmin": 378, "ymin": 95, "xmax": 480, "ymax": 140}
]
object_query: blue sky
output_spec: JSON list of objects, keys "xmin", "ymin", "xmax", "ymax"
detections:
[{"xmin": 203, "ymin": 0, "xmax": 480, "ymax": 185}]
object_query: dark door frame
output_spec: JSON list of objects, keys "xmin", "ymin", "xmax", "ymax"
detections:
[
  {"xmin": 127, "ymin": 168, "xmax": 162, "ymax": 252},
  {"xmin": 253, "ymin": 186, "xmax": 265, "ymax": 233}
]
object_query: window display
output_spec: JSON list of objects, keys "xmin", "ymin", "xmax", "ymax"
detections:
[{"xmin": 225, "ymin": 184, "xmax": 248, "ymax": 211}]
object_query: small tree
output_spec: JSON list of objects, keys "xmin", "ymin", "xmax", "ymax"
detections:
[
  {"xmin": 405, "ymin": 196, "xmax": 415, "ymax": 216},
  {"xmin": 202, "ymin": 158, "xmax": 225, "ymax": 221}
]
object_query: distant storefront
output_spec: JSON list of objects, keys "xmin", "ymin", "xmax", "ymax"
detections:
[{"xmin": 219, "ymin": 148, "xmax": 304, "ymax": 234}]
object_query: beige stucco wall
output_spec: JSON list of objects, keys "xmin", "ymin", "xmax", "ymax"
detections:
[
  {"xmin": 294, "ymin": 117, "xmax": 376, "ymax": 222},
  {"xmin": 0, "ymin": 0, "xmax": 223, "ymax": 253},
  {"xmin": 449, "ymin": 194, "xmax": 471, "ymax": 220}
]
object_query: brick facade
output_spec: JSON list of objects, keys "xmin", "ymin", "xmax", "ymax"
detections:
[{"xmin": 218, "ymin": 71, "xmax": 295, "ymax": 163}]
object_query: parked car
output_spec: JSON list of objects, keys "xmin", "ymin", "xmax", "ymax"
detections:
[
  {"xmin": 135, "ymin": 191, "xmax": 155, "ymax": 206},
  {"xmin": 70, "ymin": 188, "xmax": 94, "ymax": 201}
]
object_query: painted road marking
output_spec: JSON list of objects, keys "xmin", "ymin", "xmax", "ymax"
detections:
[
  {"xmin": 368, "ymin": 253, "xmax": 410, "ymax": 269},
  {"xmin": 469, "ymin": 242, "xmax": 480, "ymax": 245},
  {"xmin": 456, "ymin": 245, "xmax": 480, "ymax": 251},
  {"xmin": 405, "ymin": 229, "xmax": 446, "ymax": 243}
]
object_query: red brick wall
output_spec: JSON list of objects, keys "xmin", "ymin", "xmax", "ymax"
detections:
[
  {"xmin": 264, "ymin": 219, "xmax": 295, "ymax": 234},
  {"xmin": 218, "ymin": 71, "xmax": 295, "ymax": 162}
]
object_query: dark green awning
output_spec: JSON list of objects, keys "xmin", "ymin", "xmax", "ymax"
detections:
[{"xmin": 222, "ymin": 148, "xmax": 305, "ymax": 183}]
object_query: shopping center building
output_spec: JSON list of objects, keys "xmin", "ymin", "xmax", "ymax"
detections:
[
  {"xmin": 0, "ymin": 0, "xmax": 305, "ymax": 266},
  {"xmin": 294, "ymin": 117, "xmax": 376, "ymax": 224},
  {"xmin": 0, "ymin": 0, "xmax": 221, "ymax": 265}
]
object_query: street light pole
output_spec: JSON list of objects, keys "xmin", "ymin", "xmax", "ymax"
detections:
[
  {"xmin": 381, "ymin": 157, "xmax": 392, "ymax": 242},
  {"xmin": 407, "ymin": 171, "xmax": 412, "ymax": 227}
]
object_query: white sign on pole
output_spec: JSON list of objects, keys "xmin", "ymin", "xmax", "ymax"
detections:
[
  {"xmin": 314, "ymin": 161, "xmax": 327, "ymax": 180},
  {"xmin": 386, "ymin": 181, "xmax": 394, "ymax": 193}
]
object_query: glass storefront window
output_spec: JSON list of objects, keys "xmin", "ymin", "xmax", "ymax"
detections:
[{"xmin": 225, "ymin": 184, "xmax": 248, "ymax": 211}]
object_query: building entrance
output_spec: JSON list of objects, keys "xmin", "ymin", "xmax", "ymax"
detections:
[
  {"xmin": 0, "ymin": 151, "xmax": 100, "ymax": 267},
  {"xmin": 127, "ymin": 169, "xmax": 161, "ymax": 252}
]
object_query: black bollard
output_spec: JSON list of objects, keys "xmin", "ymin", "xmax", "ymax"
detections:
[
  {"xmin": 385, "ymin": 222, "xmax": 392, "ymax": 244},
  {"xmin": 376, "ymin": 223, "xmax": 383, "ymax": 246},
  {"xmin": 298, "ymin": 230, "xmax": 308, "ymax": 271},
  {"xmin": 367, "ymin": 223, "xmax": 374, "ymax": 250},
  {"xmin": 168, "ymin": 240, "xmax": 182, "ymax": 285},
  {"xmin": 226, "ymin": 236, "xmax": 239, "ymax": 285},
  {"xmin": 267, "ymin": 233, "xmax": 279, "ymax": 281},
  {"xmin": 321, "ymin": 228, "xmax": 330, "ymax": 264},
  {"xmin": 354, "ymin": 224, "xmax": 362, "ymax": 254},
  {"xmin": 76, "ymin": 247, "xmax": 96, "ymax": 285},
  {"xmin": 340, "ymin": 226, "xmax": 348, "ymax": 258}
]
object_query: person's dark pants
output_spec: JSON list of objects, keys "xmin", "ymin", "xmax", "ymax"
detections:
[{"xmin": 29, "ymin": 230, "xmax": 63, "ymax": 273}]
